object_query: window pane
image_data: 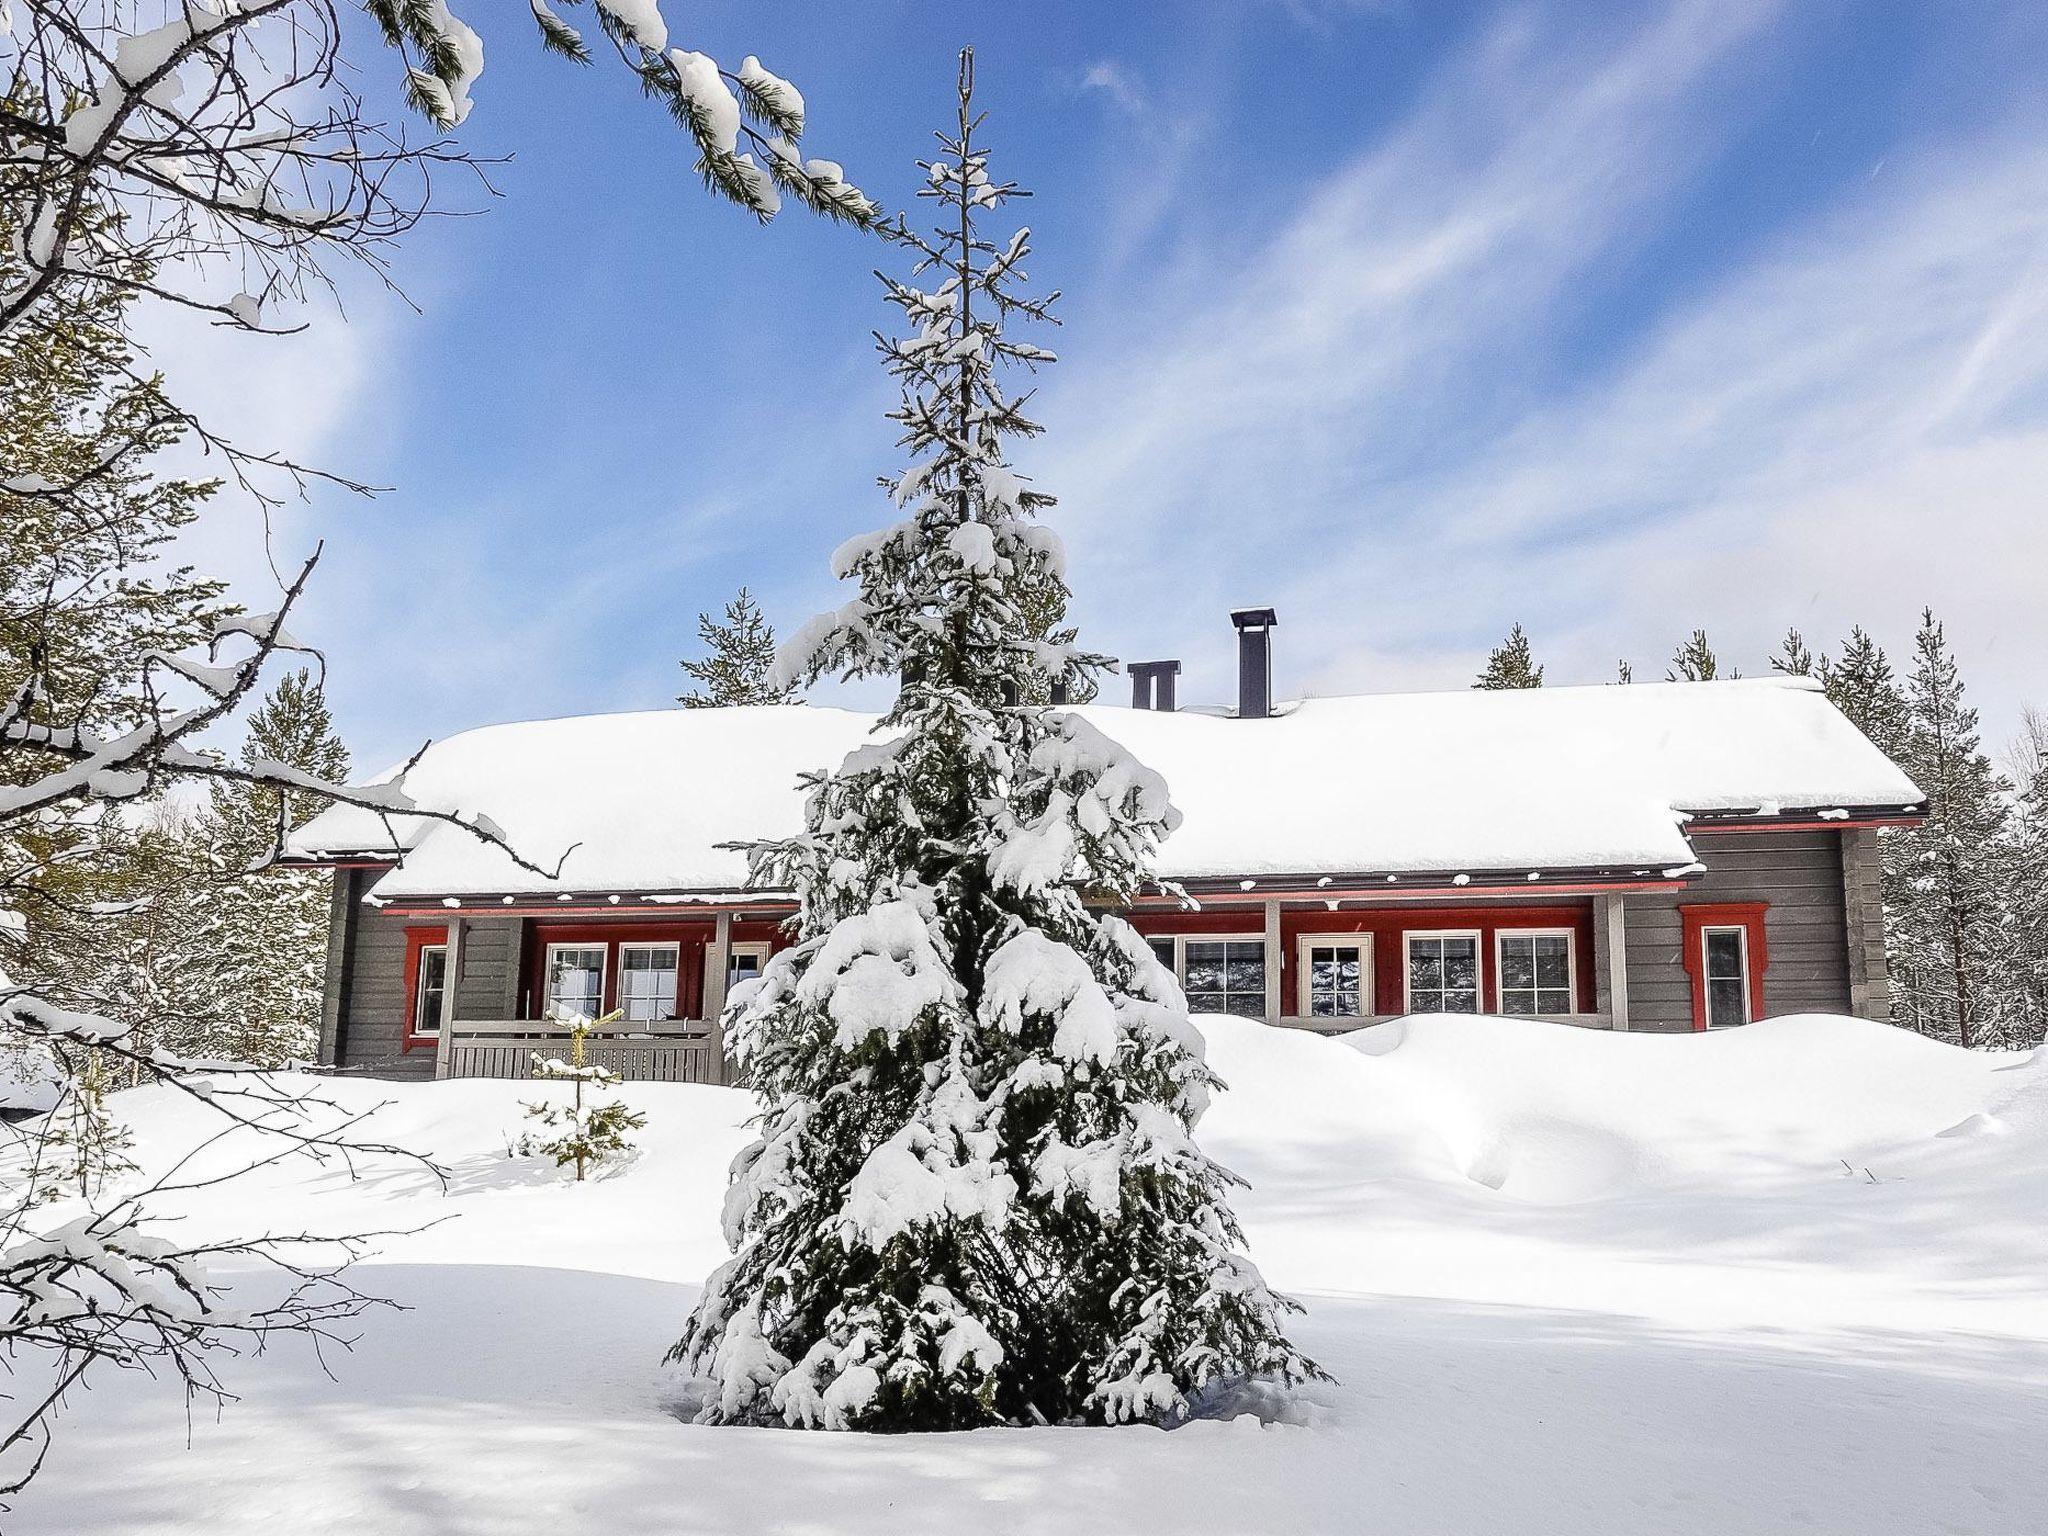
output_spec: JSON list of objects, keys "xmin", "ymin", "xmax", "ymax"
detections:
[
  {"xmin": 1534, "ymin": 937, "xmax": 1570, "ymax": 990},
  {"xmin": 1147, "ymin": 938, "xmax": 1175, "ymax": 974},
  {"xmin": 1184, "ymin": 941, "xmax": 1265, "ymax": 1016},
  {"xmin": 414, "ymin": 947, "xmax": 446, "ymax": 1033},
  {"xmin": 729, "ymin": 950, "xmax": 764, "ymax": 988},
  {"xmin": 1500, "ymin": 939, "xmax": 1535, "ymax": 991},
  {"xmin": 1409, "ymin": 945, "xmax": 1443, "ymax": 991},
  {"xmin": 619, "ymin": 945, "xmax": 677, "ymax": 1022},
  {"xmin": 1444, "ymin": 987, "xmax": 1480, "ymax": 1014},
  {"xmin": 1443, "ymin": 940, "xmax": 1478, "ymax": 990},
  {"xmin": 547, "ymin": 946, "xmax": 606, "ymax": 1019},
  {"xmin": 1705, "ymin": 928, "xmax": 1744, "ymax": 981},
  {"xmin": 1708, "ymin": 976, "xmax": 1747, "ymax": 1028}
]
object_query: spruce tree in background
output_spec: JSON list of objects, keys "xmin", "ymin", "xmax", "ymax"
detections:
[
  {"xmin": 1887, "ymin": 612, "xmax": 2011, "ymax": 1049},
  {"xmin": 2001, "ymin": 755, "xmax": 2048, "ymax": 1047},
  {"xmin": 190, "ymin": 670, "xmax": 352, "ymax": 1064},
  {"xmin": 1769, "ymin": 628, "xmax": 1817, "ymax": 680},
  {"xmin": 1474, "ymin": 623, "xmax": 1544, "ymax": 689},
  {"xmin": 1824, "ymin": 627, "xmax": 1911, "ymax": 761},
  {"xmin": 673, "ymin": 52, "xmax": 1319, "ymax": 1432},
  {"xmin": 1667, "ymin": 630, "xmax": 1735, "ymax": 682},
  {"xmin": 678, "ymin": 588, "xmax": 800, "ymax": 707}
]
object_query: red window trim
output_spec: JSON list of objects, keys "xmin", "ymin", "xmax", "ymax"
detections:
[
  {"xmin": 400, "ymin": 925, "xmax": 449, "ymax": 1053},
  {"xmin": 1678, "ymin": 902, "xmax": 1769, "ymax": 1032}
]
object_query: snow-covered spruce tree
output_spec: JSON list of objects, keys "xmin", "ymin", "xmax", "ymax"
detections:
[
  {"xmin": 1474, "ymin": 623, "xmax": 1543, "ymax": 689},
  {"xmin": 672, "ymin": 52, "xmax": 1318, "ymax": 1432},
  {"xmin": 2001, "ymin": 752, "xmax": 2048, "ymax": 1048},
  {"xmin": 1825, "ymin": 626, "xmax": 1911, "ymax": 761},
  {"xmin": 678, "ymin": 588, "xmax": 799, "ymax": 707}
]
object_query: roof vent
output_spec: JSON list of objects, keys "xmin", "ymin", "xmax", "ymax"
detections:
[
  {"xmin": 1231, "ymin": 607, "xmax": 1277, "ymax": 719},
  {"xmin": 1128, "ymin": 659, "xmax": 1181, "ymax": 712}
]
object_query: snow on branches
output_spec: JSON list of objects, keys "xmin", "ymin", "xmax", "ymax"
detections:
[{"xmin": 671, "ymin": 50, "xmax": 1320, "ymax": 1435}]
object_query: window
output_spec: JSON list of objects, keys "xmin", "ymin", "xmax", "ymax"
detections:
[
  {"xmin": 1297, "ymin": 936, "xmax": 1370, "ymax": 1018},
  {"xmin": 1679, "ymin": 903, "xmax": 1769, "ymax": 1032},
  {"xmin": 1703, "ymin": 927, "xmax": 1749, "ymax": 1028},
  {"xmin": 1146, "ymin": 937, "xmax": 1176, "ymax": 975},
  {"xmin": 1405, "ymin": 933, "xmax": 1480, "ymax": 1014},
  {"xmin": 1183, "ymin": 939, "xmax": 1267, "ymax": 1018},
  {"xmin": 1497, "ymin": 931, "xmax": 1574, "ymax": 1016},
  {"xmin": 412, "ymin": 945, "xmax": 447, "ymax": 1037},
  {"xmin": 727, "ymin": 942, "xmax": 773, "ymax": 992},
  {"xmin": 618, "ymin": 943, "xmax": 679, "ymax": 1022},
  {"xmin": 545, "ymin": 944, "xmax": 607, "ymax": 1020}
]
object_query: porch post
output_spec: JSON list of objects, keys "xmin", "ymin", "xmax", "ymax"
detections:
[
  {"xmin": 435, "ymin": 915, "xmax": 466, "ymax": 1078},
  {"xmin": 1263, "ymin": 897, "xmax": 1282, "ymax": 1024},
  {"xmin": 705, "ymin": 910, "xmax": 734, "ymax": 1083},
  {"xmin": 1596, "ymin": 894, "xmax": 1630, "ymax": 1032}
]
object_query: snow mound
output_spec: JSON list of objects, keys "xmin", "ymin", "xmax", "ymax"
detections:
[{"xmin": 1199, "ymin": 1011, "xmax": 2042, "ymax": 1205}]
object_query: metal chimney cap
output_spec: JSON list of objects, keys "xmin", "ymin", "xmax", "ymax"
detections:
[{"xmin": 1230, "ymin": 607, "xmax": 1278, "ymax": 630}]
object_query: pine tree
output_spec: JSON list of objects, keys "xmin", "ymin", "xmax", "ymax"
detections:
[
  {"xmin": 1474, "ymin": 623, "xmax": 1543, "ymax": 689},
  {"xmin": 678, "ymin": 588, "xmax": 801, "ymax": 707},
  {"xmin": 1823, "ymin": 626, "xmax": 1910, "ymax": 760},
  {"xmin": 1667, "ymin": 630, "xmax": 1735, "ymax": 681},
  {"xmin": 1769, "ymin": 628, "xmax": 1816, "ymax": 679},
  {"xmin": 2001, "ymin": 755, "xmax": 2048, "ymax": 1048},
  {"xmin": 673, "ymin": 53, "xmax": 1318, "ymax": 1433},
  {"xmin": 1888, "ymin": 612, "xmax": 2011, "ymax": 1048},
  {"xmin": 519, "ymin": 1011, "xmax": 648, "ymax": 1181},
  {"xmin": 188, "ymin": 670, "xmax": 353, "ymax": 1064}
]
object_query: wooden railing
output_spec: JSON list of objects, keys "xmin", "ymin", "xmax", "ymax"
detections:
[{"xmin": 439, "ymin": 1019, "xmax": 727, "ymax": 1084}]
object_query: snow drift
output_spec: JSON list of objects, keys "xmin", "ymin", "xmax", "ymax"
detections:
[{"xmin": 12, "ymin": 1012, "xmax": 2046, "ymax": 1534}]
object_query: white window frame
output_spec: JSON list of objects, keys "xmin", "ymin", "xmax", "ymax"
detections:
[
  {"xmin": 1493, "ymin": 928, "xmax": 1577, "ymax": 1018},
  {"xmin": 543, "ymin": 942, "xmax": 609, "ymax": 1021},
  {"xmin": 616, "ymin": 941, "xmax": 681, "ymax": 1022},
  {"xmin": 411, "ymin": 942, "xmax": 448, "ymax": 1038},
  {"xmin": 1295, "ymin": 933, "xmax": 1373, "ymax": 1019},
  {"xmin": 1701, "ymin": 925, "xmax": 1751, "ymax": 1028},
  {"xmin": 1403, "ymin": 930, "xmax": 1484, "ymax": 1015},
  {"xmin": 725, "ymin": 940, "xmax": 773, "ymax": 991},
  {"xmin": 1169, "ymin": 933, "xmax": 1268, "ymax": 1018}
]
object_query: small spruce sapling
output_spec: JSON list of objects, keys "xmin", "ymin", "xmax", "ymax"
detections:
[
  {"xmin": 518, "ymin": 1009, "xmax": 648, "ymax": 1181},
  {"xmin": 1473, "ymin": 623, "xmax": 1544, "ymax": 689}
]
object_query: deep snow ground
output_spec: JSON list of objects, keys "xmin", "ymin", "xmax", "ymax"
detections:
[{"xmin": 15, "ymin": 1015, "xmax": 2048, "ymax": 1535}]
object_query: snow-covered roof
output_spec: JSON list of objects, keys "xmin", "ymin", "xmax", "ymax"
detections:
[{"xmin": 288, "ymin": 678, "xmax": 1923, "ymax": 901}]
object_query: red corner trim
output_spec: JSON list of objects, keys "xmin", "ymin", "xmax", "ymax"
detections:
[
  {"xmin": 1678, "ymin": 903, "xmax": 1768, "ymax": 1032},
  {"xmin": 400, "ymin": 925, "xmax": 448, "ymax": 1053}
]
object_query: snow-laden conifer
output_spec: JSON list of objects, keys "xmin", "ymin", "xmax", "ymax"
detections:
[{"xmin": 672, "ymin": 50, "xmax": 1319, "ymax": 1432}]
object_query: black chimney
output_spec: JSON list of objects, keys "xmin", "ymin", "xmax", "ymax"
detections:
[
  {"xmin": 1230, "ymin": 608, "xmax": 1277, "ymax": 719},
  {"xmin": 1128, "ymin": 660, "xmax": 1181, "ymax": 712}
]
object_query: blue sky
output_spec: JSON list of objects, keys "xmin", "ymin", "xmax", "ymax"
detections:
[{"xmin": 166, "ymin": 0, "xmax": 2048, "ymax": 772}]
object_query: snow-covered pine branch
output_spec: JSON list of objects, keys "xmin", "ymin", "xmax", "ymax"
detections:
[
  {"xmin": 673, "ymin": 49, "xmax": 1320, "ymax": 1435},
  {"xmin": 0, "ymin": 990, "xmax": 445, "ymax": 1495},
  {"xmin": 1, "ymin": 0, "xmax": 882, "ymax": 359}
]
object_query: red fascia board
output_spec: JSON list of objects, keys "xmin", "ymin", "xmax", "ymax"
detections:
[
  {"xmin": 1686, "ymin": 816, "xmax": 1921, "ymax": 834},
  {"xmin": 1136, "ymin": 877, "xmax": 1688, "ymax": 905}
]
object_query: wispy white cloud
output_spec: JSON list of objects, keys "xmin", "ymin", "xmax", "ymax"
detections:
[
  {"xmin": 1043, "ymin": 0, "xmax": 2048, "ymax": 737},
  {"xmin": 1077, "ymin": 60, "xmax": 1146, "ymax": 116}
]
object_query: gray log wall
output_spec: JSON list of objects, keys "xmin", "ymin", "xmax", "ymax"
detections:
[
  {"xmin": 1620, "ymin": 830, "xmax": 1854, "ymax": 1031},
  {"xmin": 322, "ymin": 879, "xmax": 525, "ymax": 1078}
]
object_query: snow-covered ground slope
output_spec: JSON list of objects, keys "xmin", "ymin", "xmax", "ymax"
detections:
[{"xmin": 19, "ymin": 1015, "xmax": 2047, "ymax": 1534}]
